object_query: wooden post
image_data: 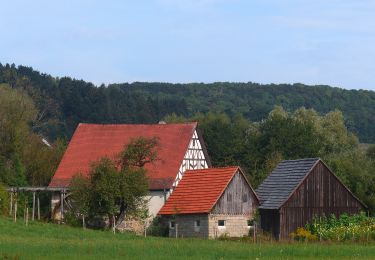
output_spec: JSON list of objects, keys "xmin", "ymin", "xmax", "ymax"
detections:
[
  {"xmin": 60, "ymin": 191, "xmax": 64, "ymax": 223},
  {"xmin": 37, "ymin": 195, "xmax": 40, "ymax": 220},
  {"xmin": 26, "ymin": 208, "xmax": 29, "ymax": 226},
  {"xmin": 175, "ymin": 223, "xmax": 178, "ymax": 238},
  {"xmin": 112, "ymin": 215, "xmax": 116, "ymax": 234},
  {"xmin": 144, "ymin": 220, "xmax": 147, "ymax": 237},
  {"xmin": 9, "ymin": 191, "xmax": 13, "ymax": 216},
  {"xmin": 14, "ymin": 193, "xmax": 17, "ymax": 223},
  {"xmin": 24, "ymin": 203, "xmax": 26, "ymax": 223},
  {"xmin": 32, "ymin": 192, "xmax": 36, "ymax": 221},
  {"xmin": 82, "ymin": 215, "xmax": 86, "ymax": 229},
  {"xmin": 253, "ymin": 222, "xmax": 257, "ymax": 243}
]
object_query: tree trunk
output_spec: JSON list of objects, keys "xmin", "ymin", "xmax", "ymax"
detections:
[{"xmin": 115, "ymin": 209, "xmax": 126, "ymax": 228}]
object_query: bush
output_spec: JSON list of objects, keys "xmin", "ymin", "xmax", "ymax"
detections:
[
  {"xmin": 146, "ymin": 216, "xmax": 168, "ymax": 237},
  {"xmin": 64, "ymin": 212, "xmax": 82, "ymax": 227},
  {"xmin": 0, "ymin": 184, "xmax": 9, "ymax": 216},
  {"xmin": 290, "ymin": 227, "xmax": 317, "ymax": 242},
  {"xmin": 305, "ymin": 212, "xmax": 375, "ymax": 242}
]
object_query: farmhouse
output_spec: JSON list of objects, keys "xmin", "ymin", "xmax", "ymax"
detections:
[
  {"xmin": 256, "ymin": 158, "xmax": 367, "ymax": 239},
  {"xmin": 48, "ymin": 122, "xmax": 211, "ymax": 219},
  {"xmin": 158, "ymin": 167, "xmax": 259, "ymax": 238}
]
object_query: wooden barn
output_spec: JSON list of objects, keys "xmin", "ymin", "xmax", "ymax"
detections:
[
  {"xmin": 158, "ymin": 167, "xmax": 259, "ymax": 238},
  {"xmin": 256, "ymin": 158, "xmax": 367, "ymax": 239},
  {"xmin": 48, "ymin": 122, "xmax": 211, "ymax": 220}
]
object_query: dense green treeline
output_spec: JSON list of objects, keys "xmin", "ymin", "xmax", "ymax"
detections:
[
  {"xmin": 0, "ymin": 63, "xmax": 374, "ymax": 212},
  {"xmin": 164, "ymin": 109, "xmax": 375, "ymax": 211},
  {"xmin": 1, "ymin": 63, "xmax": 375, "ymax": 142}
]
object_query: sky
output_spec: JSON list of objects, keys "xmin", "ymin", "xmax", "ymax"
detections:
[{"xmin": 1, "ymin": 0, "xmax": 375, "ymax": 90}]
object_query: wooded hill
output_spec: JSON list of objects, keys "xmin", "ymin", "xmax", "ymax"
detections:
[
  {"xmin": 1, "ymin": 63, "xmax": 375, "ymax": 143},
  {"xmin": 1, "ymin": 63, "xmax": 375, "ymax": 213}
]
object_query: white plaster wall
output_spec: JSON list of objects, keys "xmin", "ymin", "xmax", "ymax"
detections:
[{"xmin": 146, "ymin": 190, "xmax": 170, "ymax": 217}]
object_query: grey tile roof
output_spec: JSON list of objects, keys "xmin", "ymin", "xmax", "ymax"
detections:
[{"xmin": 256, "ymin": 158, "xmax": 319, "ymax": 210}]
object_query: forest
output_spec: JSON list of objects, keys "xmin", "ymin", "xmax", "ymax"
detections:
[
  {"xmin": 1, "ymin": 63, "xmax": 375, "ymax": 143},
  {"xmin": 0, "ymin": 63, "xmax": 374, "ymax": 213}
]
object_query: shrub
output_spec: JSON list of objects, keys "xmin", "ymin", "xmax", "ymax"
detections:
[
  {"xmin": 290, "ymin": 227, "xmax": 317, "ymax": 242},
  {"xmin": 305, "ymin": 212, "xmax": 375, "ymax": 242},
  {"xmin": 147, "ymin": 216, "xmax": 169, "ymax": 237},
  {"xmin": 0, "ymin": 184, "xmax": 9, "ymax": 216}
]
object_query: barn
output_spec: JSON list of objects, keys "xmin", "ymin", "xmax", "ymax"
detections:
[
  {"xmin": 48, "ymin": 122, "xmax": 211, "ymax": 220},
  {"xmin": 256, "ymin": 158, "xmax": 367, "ymax": 239},
  {"xmin": 158, "ymin": 167, "xmax": 259, "ymax": 238}
]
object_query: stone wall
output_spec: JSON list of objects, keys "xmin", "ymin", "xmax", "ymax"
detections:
[
  {"xmin": 162, "ymin": 214, "xmax": 209, "ymax": 238},
  {"xmin": 162, "ymin": 214, "xmax": 251, "ymax": 238},
  {"xmin": 208, "ymin": 214, "xmax": 250, "ymax": 238}
]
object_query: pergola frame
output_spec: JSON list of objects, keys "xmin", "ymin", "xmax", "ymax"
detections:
[{"xmin": 7, "ymin": 187, "xmax": 68, "ymax": 222}]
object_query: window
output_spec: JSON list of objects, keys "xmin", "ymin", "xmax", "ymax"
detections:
[
  {"xmin": 194, "ymin": 220, "xmax": 200, "ymax": 227},
  {"xmin": 218, "ymin": 220, "xmax": 225, "ymax": 227},
  {"xmin": 169, "ymin": 221, "xmax": 175, "ymax": 229},
  {"xmin": 194, "ymin": 220, "xmax": 201, "ymax": 232}
]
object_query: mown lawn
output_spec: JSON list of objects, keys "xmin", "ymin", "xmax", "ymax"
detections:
[{"xmin": 0, "ymin": 218, "xmax": 374, "ymax": 260}]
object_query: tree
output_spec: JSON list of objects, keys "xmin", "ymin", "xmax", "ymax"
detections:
[
  {"xmin": 70, "ymin": 137, "xmax": 159, "ymax": 228},
  {"xmin": 367, "ymin": 145, "xmax": 375, "ymax": 160},
  {"xmin": 0, "ymin": 84, "xmax": 66, "ymax": 187},
  {"xmin": 0, "ymin": 84, "xmax": 36, "ymax": 186}
]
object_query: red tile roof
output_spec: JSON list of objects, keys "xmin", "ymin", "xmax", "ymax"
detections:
[
  {"xmin": 49, "ymin": 122, "xmax": 197, "ymax": 190},
  {"xmin": 158, "ymin": 167, "xmax": 242, "ymax": 215}
]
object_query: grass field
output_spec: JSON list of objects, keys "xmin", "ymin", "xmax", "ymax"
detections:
[{"xmin": 0, "ymin": 218, "xmax": 375, "ymax": 259}]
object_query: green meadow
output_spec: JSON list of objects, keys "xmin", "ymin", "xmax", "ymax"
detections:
[{"xmin": 0, "ymin": 218, "xmax": 374, "ymax": 260}]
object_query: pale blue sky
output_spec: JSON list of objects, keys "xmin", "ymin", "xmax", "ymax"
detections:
[{"xmin": 1, "ymin": 0, "xmax": 375, "ymax": 90}]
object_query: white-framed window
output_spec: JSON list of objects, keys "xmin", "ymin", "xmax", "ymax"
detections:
[
  {"xmin": 194, "ymin": 220, "xmax": 200, "ymax": 228},
  {"xmin": 194, "ymin": 219, "xmax": 201, "ymax": 232},
  {"xmin": 218, "ymin": 220, "xmax": 226, "ymax": 228},
  {"xmin": 169, "ymin": 221, "xmax": 175, "ymax": 229}
]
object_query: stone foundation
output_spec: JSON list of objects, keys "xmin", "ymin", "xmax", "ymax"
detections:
[
  {"xmin": 162, "ymin": 214, "xmax": 251, "ymax": 238},
  {"xmin": 208, "ymin": 214, "xmax": 250, "ymax": 238}
]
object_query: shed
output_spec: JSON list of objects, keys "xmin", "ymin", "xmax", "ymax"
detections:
[
  {"xmin": 256, "ymin": 158, "xmax": 367, "ymax": 239},
  {"xmin": 158, "ymin": 167, "xmax": 259, "ymax": 238}
]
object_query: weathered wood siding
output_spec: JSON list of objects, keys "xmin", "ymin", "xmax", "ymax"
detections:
[
  {"xmin": 212, "ymin": 171, "xmax": 257, "ymax": 215},
  {"xmin": 279, "ymin": 161, "xmax": 364, "ymax": 239}
]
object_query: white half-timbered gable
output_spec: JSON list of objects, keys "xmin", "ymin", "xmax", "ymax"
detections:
[{"xmin": 173, "ymin": 130, "xmax": 209, "ymax": 188}]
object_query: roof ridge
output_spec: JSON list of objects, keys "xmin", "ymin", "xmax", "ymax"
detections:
[
  {"xmin": 78, "ymin": 122, "xmax": 197, "ymax": 127},
  {"xmin": 185, "ymin": 166, "xmax": 239, "ymax": 171},
  {"xmin": 281, "ymin": 158, "xmax": 320, "ymax": 162}
]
